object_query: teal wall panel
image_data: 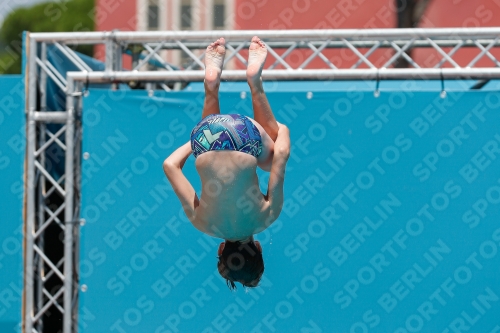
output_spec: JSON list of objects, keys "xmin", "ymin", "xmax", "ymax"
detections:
[
  {"xmin": 79, "ymin": 88, "xmax": 500, "ymax": 333},
  {"xmin": 0, "ymin": 75, "xmax": 25, "ymax": 333}
]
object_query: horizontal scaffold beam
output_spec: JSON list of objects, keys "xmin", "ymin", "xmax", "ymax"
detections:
[
  {"xmin": 29, "ymin": 28, "xmax": 500, "ymax": 43},
  {"xmin": 31, "ymin": 28, "xmax": 500, "ymax": 82},
  {"xmin": 67, "ymin": 68, "xmax": 500, "ymax": 82},
  {"xmin": 33, "ymin": 111, "xmax": 68, "ymax": 123}
]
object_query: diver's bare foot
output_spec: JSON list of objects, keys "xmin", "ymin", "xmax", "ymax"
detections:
[
  {"xmin": 247, "ymin": 36, "xmax": 267, "ymax": 89},
  {"xmin": 204, "ymin": 37, "xmax": 226, "ymax": 91}
]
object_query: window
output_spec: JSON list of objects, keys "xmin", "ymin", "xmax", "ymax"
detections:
[
  {"xmin": 147, "ymin": 0, "xmax": 159, "ymax": 30},
  {"xmin": 213, "ymin": 3, "xmax": 225, "ymax": 29},
  {"xmin": 181, "ymin": 0, "xmax": 192, "ymax": 30}
]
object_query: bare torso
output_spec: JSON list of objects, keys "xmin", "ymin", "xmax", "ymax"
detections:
[
  {"xmin": 192, "ymin": 150, "xmax": 270, "ymax": 241},
  {"xmin": 164, "ymin": 36, "xmax": 289, "ymax": 244}
]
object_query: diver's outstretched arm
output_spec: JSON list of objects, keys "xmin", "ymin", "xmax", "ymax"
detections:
[
  {"xmin": 265, "ymin": 123, "xmax": 290, "ymax": 221},
  {"xmin": 163, "ymin": 142, "xmax": 199, "ymax": 220}
]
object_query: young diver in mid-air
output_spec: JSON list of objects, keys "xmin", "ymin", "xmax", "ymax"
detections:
[{"xmin": 163, "ymin": 36, "xmax": 290, "ymax": 290}]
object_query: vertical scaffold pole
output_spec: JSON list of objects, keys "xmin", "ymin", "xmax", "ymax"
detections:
[
  {"xmin": 36, "ymin": 41, "xmax": 47, "ymax": 333},
  {"xmin": 63, "ymin": 77, "xmax": 75, "ymax": 333},
  {"xmin": 105, "ymin": 32, "xmax": 115, "ymax": 72},
  {"xmin": 25, "ymin": 32, "xmax": 37, "ymax": 333}
]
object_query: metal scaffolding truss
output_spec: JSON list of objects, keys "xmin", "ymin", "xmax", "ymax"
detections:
[{"xmin": 24, "ymin": 28, "xmax": 500, "ymax": 333}]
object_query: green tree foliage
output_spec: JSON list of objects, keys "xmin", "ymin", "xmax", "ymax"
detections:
[{"xmin": 0, "ymin": 0, "xmax": 95, "ymax": 74}]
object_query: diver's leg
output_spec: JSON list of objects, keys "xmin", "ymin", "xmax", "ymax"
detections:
[
  {"xmin": 202, "ymin": 38, "xmax": 226, "ymax": 119},
  {"xmin": 246, "ymin": 36, "xmax": 279, "ymax": 142}
]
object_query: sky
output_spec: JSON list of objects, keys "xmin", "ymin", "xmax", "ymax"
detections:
[{"xmin": 0, "ymin": 0, "xmax": 49, "ymax": 25}]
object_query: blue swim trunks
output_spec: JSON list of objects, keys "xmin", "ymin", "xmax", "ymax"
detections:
[{"xmin": 190, "ymin": 114, "xmax": 263, "ymax": 158}]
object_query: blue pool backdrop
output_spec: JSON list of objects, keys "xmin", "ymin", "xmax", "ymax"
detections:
[
  {"xmin": 0, "ymin": 75, "xmax": 25, "ymax": 333},
  {"xmin": 79, "ymin": 83, "xmax": 500, "ymax": 333}
]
